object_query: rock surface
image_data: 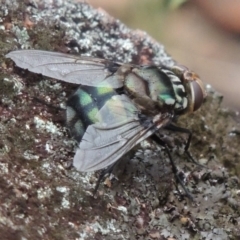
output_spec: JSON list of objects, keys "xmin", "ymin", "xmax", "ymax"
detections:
[{"xmin": 0, "ymin": 0, "xmax": 240, "ymax": 239}]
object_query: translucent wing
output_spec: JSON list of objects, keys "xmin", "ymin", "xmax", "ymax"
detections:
[
  {"xmin": 6, "ymin": 50, "xmax": 123, "ymax": 88},
  {"xmin": 73, "ymin": 95, "xmax": 171, "ymax": 172}
]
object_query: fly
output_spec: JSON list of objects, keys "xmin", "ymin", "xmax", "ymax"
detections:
[{"xmin": 6, "ymin": 50, "xmax": 206, "ymax": 198}]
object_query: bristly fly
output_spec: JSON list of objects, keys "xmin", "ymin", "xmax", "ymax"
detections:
[{"xmin": 6, "ymin": 50, "xmax": 206, "ymax": 198}]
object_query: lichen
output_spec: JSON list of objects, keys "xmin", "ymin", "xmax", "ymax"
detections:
[{"xmin": 0, "ymin": 0, "xmax": 239, "ymax": 240}]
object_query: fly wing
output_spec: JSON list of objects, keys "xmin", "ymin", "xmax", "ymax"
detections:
[
  {"xmin": 6, "ymin": 50, "xmax": 123, "ymax": 88},
  {"xmin": 73, "ymin": 95, "xmax": 171, "ymax": 172}
]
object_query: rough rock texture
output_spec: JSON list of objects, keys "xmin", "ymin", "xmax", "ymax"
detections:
[{"xmin": 0, "ymin": 0, "xmax": 240, "ymax": 239}]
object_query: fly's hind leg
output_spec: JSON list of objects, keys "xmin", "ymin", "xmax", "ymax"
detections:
[
  {"xmin": 93, "ymin": 163, "xmax": 116, "ymax": 196},
  {"xmin": 151, "ymin": 134, "xmax": 193, "ymax": 200}
]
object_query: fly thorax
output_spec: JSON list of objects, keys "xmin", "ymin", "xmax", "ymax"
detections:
[
  {"xmin": 124, "ymin": 71, "xmax": 150, "ymax": 98},
  {"xmin": 124, "ymin": 67, "xmax": 165, "ymax": 114},
  {"xmin": 160, "ymin": 69, "xmax": 188, "ymax": 112},
  {"xmin": 125, "ymin": 67, "xmax": 165, "ymax": 102},
  {"xmin": 131, "ymin": 66, "xmax": 188, "ymax": 112}
]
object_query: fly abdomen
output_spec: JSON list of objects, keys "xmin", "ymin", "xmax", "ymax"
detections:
[{"xmin": 66, "ymin": 86, "xmax": 116, "ymax": 142}]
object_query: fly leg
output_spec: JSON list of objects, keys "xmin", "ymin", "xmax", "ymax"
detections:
[
  {"xmin": 151, "ymin": 134, "xmax": 193, "ymax": 200},
  {"xmin": 93, "ymin": 163, "xmax": 116, "ymax": 196},
  {"xmin": 164, "ymin": 123, "xmax": 204, "ymax": 167}
]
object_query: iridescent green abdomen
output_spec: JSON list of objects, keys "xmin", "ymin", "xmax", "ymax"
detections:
[{"xmin": 66, "ymin": 86, "xmax": 117, "ymax": 142}]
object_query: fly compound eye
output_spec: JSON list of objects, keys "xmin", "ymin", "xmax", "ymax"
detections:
[
  {"xmin": 189, "ymin": 79, "xmax": 206, "ymax": 111},
  {"xmin": 182, "ymin": 70, "xmax": 206, "ymax": 112}
]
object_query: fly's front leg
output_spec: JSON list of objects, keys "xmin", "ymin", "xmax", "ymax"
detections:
[
  {"xmin": 164, "ymin": 123, "xmax": 204, "ymax": 167},
  {"xmin": 150, "ymin": 134, "xmax": 193, "ymax": 200}
]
